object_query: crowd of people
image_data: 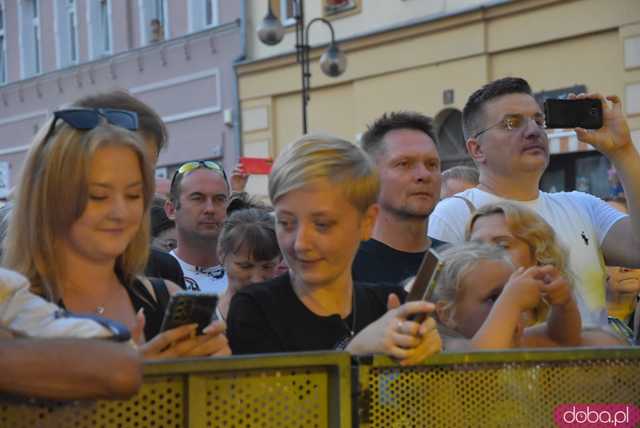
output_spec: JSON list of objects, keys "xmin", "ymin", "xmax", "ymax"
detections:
[{"xmin": 0, "ymin": 76, "xmax": 638, "ymax": 401}]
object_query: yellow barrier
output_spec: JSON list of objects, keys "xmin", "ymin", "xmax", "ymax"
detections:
[
  {"xmin": 0, "ymin": 352, "xmax": 353, "ymax": 428},
  {"xmin": 1, "ymin": 348, "xmax": 639, "ymax": 427},
  {"xmin": 356, "ymin": 347, "xmax": 640, "ymax": 428}
]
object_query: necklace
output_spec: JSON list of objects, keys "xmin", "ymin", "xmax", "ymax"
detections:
[
  {"xmin": 334, "ymin": 290, "xmax": 357, "ymax": 350},
  {"xmin": 96, "ymin": 306, "xmax": 105, "ymax": 315},
  {"xmin": 343, "ymin": 290, "xmax": 357, "ymax": 337}
]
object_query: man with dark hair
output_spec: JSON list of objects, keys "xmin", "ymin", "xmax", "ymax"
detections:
[
  {"xmin": 74, "ymin": 90, "xmax": 185, "ymax": 288},
  {"xmin": 164, "ymin": 162, "xmax": 230, "ymax": 293},
  {"xmin": 429, "ymin": 76, "xmax": 640, "ymax": 327},
  {"xmin": 352, "ymin": 112, "xmax": 445, "ymax": 285}
]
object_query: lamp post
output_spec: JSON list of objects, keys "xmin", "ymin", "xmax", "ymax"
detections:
[{"xmin": 257, "ymin": 0, "xmax": 347, "ymax": 134}]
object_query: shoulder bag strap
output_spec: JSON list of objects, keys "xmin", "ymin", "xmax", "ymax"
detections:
[
  {"xmin": 451, "ymin": 195, "xmax": 476, "ymax": 214},
  {"xmin": 149, "ymin": 277, "xmax": 171, "ymax": 310}
]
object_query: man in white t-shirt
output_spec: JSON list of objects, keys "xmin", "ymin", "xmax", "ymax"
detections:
[
  {"xmin": 165, "ymin": 161, "xmax": 229, "ymax": 294},
  {"xmin": 429, "ymin": 77, "xmax": 640, "ymax": 327}
]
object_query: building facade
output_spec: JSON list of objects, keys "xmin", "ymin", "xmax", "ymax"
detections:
[
  {"xmin": 237, "ymin": 0, "xmax": 640, "ymax": 198},
  {"xmin": 0, "ymin": 0, "xmax": 244, "ymax": 197}
]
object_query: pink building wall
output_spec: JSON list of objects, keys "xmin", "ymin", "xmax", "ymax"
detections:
[{"xmin": 0, "ymin": 0, "xmax": 243, "ymax": 196}]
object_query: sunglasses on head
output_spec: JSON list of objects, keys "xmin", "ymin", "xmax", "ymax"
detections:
[
  {"xmin": 170, "ymin": 160, "xmax": 228, "ymax": 190},
  {"xmin": 44, "ymin": 108, "xmax": 139, "ymax": 142}
]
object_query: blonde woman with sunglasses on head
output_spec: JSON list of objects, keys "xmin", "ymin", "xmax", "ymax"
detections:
[{"xmin": 3, "ymin": 108, "xmax": 230, "ymax": 360}]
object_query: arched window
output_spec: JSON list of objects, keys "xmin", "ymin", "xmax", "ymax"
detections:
[{"xmin": 434, "ymin": 109, "xmax": 471, "ymax": 169}]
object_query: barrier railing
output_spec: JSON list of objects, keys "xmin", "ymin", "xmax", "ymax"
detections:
[
  {"xmin": 356, "ymin": 347, "xmax": 640, "ymax": 427},
  {"xmin": 0, "ymin": 352, "xmax": 353, "ymax": 428},
  {"xmin": 1, "ymin": 348, "xmax": 639, "ymax": 428}
]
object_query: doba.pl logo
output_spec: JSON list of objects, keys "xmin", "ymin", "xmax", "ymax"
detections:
[{"xmin": 554, "ymin": 404, "xmax": 640, "ymax": 427}]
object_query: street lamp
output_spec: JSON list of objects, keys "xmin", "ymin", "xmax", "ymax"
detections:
[{"xmin": 257, "ymin": 0, "xmax": 347, "ymax": 134}]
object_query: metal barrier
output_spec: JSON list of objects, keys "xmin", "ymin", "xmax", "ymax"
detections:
[
  {"xmin": 356, "ymin": 347, "xmax": 640, "ymax": 428},
  {"xmin": 0, "ymin": 352, "xmax": 353, "ymax": 428},
  {"xmin": 1, "ymin": 348, "xmax": 639, "ymax": 427}
]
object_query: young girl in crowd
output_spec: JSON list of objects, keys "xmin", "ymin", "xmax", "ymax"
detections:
[
  {"xmin": 433, "ymin": 241, "xmax": 582, "ymax": 349},
  {"xmin": 227, "ymin": 134, "xmax": 441, "ymax": 364},
  {"xmin": 464, "ymin": 201, "xmax": 573, "ymax": 325},
  {"xmin": 2, "ymin": 108, "xmax": 230, "ymax": 359},
  {"xmin": 464, "ymin": 201, "xmax": 627, "ymax": 345},
  {"xmin": 216, "ymin": 208, "xmax": 282, "ymax": 320}
]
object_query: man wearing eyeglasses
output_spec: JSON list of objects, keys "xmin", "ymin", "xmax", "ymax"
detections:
[
  {"xmin": 164, "ymin": 161, "xmax": 229, "ymax": 294},
  {"xmin": 429, "ymin": 77, "xmax": 640, "ymax": 329}
]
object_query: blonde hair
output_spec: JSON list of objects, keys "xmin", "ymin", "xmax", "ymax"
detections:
[
  {"xmin": 465, "ymin": 201, "xmax": 571, "ymax": 280},
  {"xmin": 433, "ymin": 241, "xmax": 513, "ymax": 321},
  {"xmin": 269, "ymin": 133, "xmax": 380, "ymax": 213},
  {"xmin": 2, "ymin": 118, "xmax": 154, "ymax": 301}
]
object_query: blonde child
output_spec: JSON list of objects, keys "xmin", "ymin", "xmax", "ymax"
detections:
[{"xmin": 433, "ymin": 241, "xmax": 582, "ymax": 349}]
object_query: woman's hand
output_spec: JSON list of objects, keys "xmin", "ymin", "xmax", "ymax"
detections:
[
  {"xmin": 347, "ymin": 293, "xmax": 442, "ymax": 365},
  {"xmin": 539, "ymin": 267, "xmax": 573, "ymax": 306},
  {"xmin": 134, "ymin": 310, "xmax": 231, "ymax": 360},
  {"xmin": 501, "ymin": 266, "xmax": 545, "ymax": 311}
]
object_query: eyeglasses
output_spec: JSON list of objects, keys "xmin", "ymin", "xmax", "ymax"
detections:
[
  {"xmin": 472, "ymin": 113, "xmax": 546, "ymax": 138},
  {"xmin": 170, "ymin": 160, "xmax": 228, "ymax": 191},
  {"xmin": 44, "ymin": 108, "xmax": 139, "ymax": 142}
]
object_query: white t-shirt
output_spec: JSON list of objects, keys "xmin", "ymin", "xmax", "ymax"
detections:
[
  {"xmin": 170, "ymin": 250, "xmax": 228, "ymax": 295},
  {"xmin": 0, "ymin": 268, "xmax": 117, "ymax": 339},
  {"xmin": 428, "ymin": 188, "xmax": 626, "ymax": 327}
]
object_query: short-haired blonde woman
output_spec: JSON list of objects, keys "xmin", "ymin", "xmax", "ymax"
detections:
[
  {"xmin": 3, "ymin": 108, "xmax": 229, "ymax": 359},
  {"xmin": 227, "ymin": 134, "xmax": 441, "ymax": 364}
]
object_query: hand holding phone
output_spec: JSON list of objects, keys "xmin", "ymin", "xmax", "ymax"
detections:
[
  {"xmin": 544, "ymin": 98, "xmax": 603, "ymax": 129},
  {"xmin": 159, "ymin": 292, "xmax": 218, "ymax": 335},
  {"xmin": 406, "ymin": 249, "xmax": 444, "ymax": 324}
]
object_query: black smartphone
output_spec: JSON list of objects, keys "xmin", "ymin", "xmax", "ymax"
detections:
[
  {"xmin": 406, "ymin": 249, "xmax": 444, "ymax": 323},
  {"xmin": 159, "ymin": 292, "xmax": 218, "ymax": 335},
  {"xmin": 544, "ymin": 98, "xmax": 603, "ymax": 129}
]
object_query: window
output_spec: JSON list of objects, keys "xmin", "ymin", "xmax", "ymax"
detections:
[
  {"xmin": 139, "ymin": 0, "xmax": 169, "ymax": 45},
  {"xmin": 0, "ymin": 2, "xmax": 6, "ymax": 83},
  {"xmin": 280, "ymin": 0, "xmax": 296, "ymax": 26},
  {"xmin": 19, "ymin": 0, "xmax": 41, "ymax": 77},
  {"xmin": 55, "ymin": 0, "xmax": 79, "ymax": 67},
  {"xmin": 323, "ymin": 0, "xmax": 357, "ymax": 16},
  {"xmin": 189, "ymin": 0, "xmax": 218, "ymax": 32},
  {"xmin": 88, "ymin": 0, "xmax": 112, "ymax": 58}
]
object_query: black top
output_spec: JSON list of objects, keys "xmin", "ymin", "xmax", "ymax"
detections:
[
  {"xmin": 59, "ymin": 276, "xmax": 169, "ymax": 342},
  {"xmin": 351, "ymin": 238, "xmax": 447, "ymax": 286},
  {"xmin": 227, "ymin": 273, "xmax": 406, "ymax": 354},
  {"xmin": 145, "ymin": 248, "xmax": 186, "ymax": 289},
  {"xmin": 125, "ymin": 277, "xmax": 170, "ymax": 341}
]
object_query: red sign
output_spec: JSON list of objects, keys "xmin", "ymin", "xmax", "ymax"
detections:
[{"xmin": 240, "ymin": 157, "xmax": 273, "ymax": 175}]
